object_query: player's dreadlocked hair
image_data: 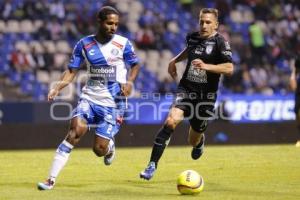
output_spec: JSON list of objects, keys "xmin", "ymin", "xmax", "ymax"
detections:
[{"xmin": 97, "ymin": 6, "xmax": 120, "ymax": 21}]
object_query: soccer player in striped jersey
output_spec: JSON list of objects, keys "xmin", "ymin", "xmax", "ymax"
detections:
[{"xmin": 38, "ymin": 6, "xmax": 140, "ymax": 190}]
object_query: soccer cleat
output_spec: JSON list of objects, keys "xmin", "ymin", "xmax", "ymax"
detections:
[
  {"xmin": 191, "ymin": 134, "xmax": 205, "ymax": 160},
  {"xmin": 140, "ymin": 161, "xmax": 156, "ymax": 180},
  {"xmin": 37, "ymin": 178, "xmax": 55, "ymax": 190},
  {"xmin": 104, "ymin": 139, "xmax": 115, "ymax": 166},
  {"xmin": 296, "ymin": 140, "xmax": 300, "ymax": 147}
]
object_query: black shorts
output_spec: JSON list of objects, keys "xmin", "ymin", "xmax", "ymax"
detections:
[{"xmin": 172, "ymin": 87, "xmax": 216, "ymax": 133}]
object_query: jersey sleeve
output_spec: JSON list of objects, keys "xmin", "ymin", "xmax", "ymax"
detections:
[
  {"xmin": 217, "ymin": 37, "xmax": 233, "ymax": 63},
  {"xmin": 123, "ymin": 40, "xmax": 139, "ymax": 67},
  {"xmin": 185, "ymin": 33, "xmax": 192, "ymax": 47},
  {"xmin": 68, "ymin": 40, "xmax": 85, "ymax": 69}
]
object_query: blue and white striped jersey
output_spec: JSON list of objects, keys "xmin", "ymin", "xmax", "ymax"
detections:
[{"xmin": 68, "ymin": 34, "xmax": 139, "ymax": 107}]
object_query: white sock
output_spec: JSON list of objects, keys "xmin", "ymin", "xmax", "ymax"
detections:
[
  {"xmin": 48, "ymin": 140, "xmax": 74, "ymax": 180},
  {"xmin": 105, "ymin": 140, "xmax": 113, "ymax": 155}
]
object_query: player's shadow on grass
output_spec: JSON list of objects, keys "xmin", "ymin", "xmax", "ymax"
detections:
[
  {"xmin": 205, "ymin": 181, "xmax": 299, "ymax": 198},
  {"xmin": 62, "ymin": 179, "xmax": 185, "ymax": 197}
]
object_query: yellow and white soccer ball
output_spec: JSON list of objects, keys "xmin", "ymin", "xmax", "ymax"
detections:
[{"xmin": 177, "ymin": 170, "xmax": 204, "ymax": 195}]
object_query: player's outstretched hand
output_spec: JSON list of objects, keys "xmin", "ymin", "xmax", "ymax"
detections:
[
  {"xmin": 121, "ymin": 82, "xmax": 133, "ymax": 97},
  {"xmin": 47, "ymin": 89, "xmax": 59, "ymax": 101},
  {"xmin": 168, "ymin": 61, "xmax": 177, "ymax": 80}
]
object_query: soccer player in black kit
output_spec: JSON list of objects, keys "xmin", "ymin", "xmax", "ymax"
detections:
[
  {"xmin": 140, "ymin": 8, "xmax": 234, "ymax": 180},
  {"xmin": 289, "ymin": 54, "xmax": 300, "ymax": 147}
]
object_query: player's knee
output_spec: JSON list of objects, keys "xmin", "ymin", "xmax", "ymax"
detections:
[
  {"xmin": 93, "ymin": 144, "xmax": 107, "ymax": 157},
  {"xmin": 66, "ymin": 128, "xmax": 86, "ymax": 145},
  {"xmin": 165, "ymin": 117, "xmax": 178, "ymax": 129},
  {"xmin": 190, "ymin": 121, "xmax": 208, "ymax": 134}
]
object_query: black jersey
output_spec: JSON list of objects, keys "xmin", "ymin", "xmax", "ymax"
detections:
[{"xmin": 179, "ymin": 32, "xmax": 233, "ymax": 94}]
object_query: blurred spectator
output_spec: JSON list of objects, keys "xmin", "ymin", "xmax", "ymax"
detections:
[
  {"xmin": 249, "ymin": 65, "xmax": 273, "ymax": 95},
  {"xmin": 135, "ymin": 25, "xmax": 155, "ymax": 49},
  {"xmin": 10, "ymin": 49, "xmax": 31, "ymax": 72},
  {"xmin": 178, "ymin": 0, "xmax": 194, "ymax": 12},
  {"xmin": 215, "ymin": 0, "xmax": 230, "ymax": 23},
  {"xmin": 249, "ymin": 20, "xmax": 266, "ymax": 66},
  {"xmin": 31, "ymin": 46, "xmax": 46, "ymax": 71},
  {"xmin": 49, "ymin": 0, "xmax": 65, "ymax": 19},
  {"xmin": 1, "ymin": 0, "xmax": 12, "ymax": 19},
  {"xmin": 47, "ymin": 17, "xmax": 63, "ymax": 41}
]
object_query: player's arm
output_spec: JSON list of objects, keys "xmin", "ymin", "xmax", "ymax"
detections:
[
  {"xmin": 290, "ymin": 61, "xmax": 297, "ymax": 91},
  {"xmin": 122, "ymin": 40, "xmax": 140, "ymax": 96},
  {"xmin": 168, "ymin": 48, "xmax": 188, "ymax": 80},
  {"xmin": 122, "ymin": 63, "xmax": 140, "ymax": 96},
  {"xmin": 192, "ymin": 60, "xmax": 233, "ymax": 75},
  {"xmin": 48, "ymin": 40, "xmax": 84, "ymax": 101},
  {"xmin": 48, "ymin": 69, "xmax": 78, "ymax": 101}
]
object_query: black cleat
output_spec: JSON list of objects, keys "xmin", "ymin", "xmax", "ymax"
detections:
[{"xmin": 191, "ymin": 134, "xmax": 205, "ymax": 160}]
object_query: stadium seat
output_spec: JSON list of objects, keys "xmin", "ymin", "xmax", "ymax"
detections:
[
  {"xmin": 20, "ymin": 80, "xmax": 34, "ymax": 95},
  {"xmin": 56, "ymin": 40, "xmax": 71, "ymax": 54},
  {"xmin": 6, "ymin": 20, "xmax": 20, "ymax": 33},
  {"xmin": 15, "ymin": 41, "xmax": 30, "ymax": 53},
  {"xmin": 20, "ymin": 20, "xmax": 34, "ymax": 33},
  {"xmin": 36, "ymin": 70, "xmax": 50, "ymax": 84},
  {"xmin": 0, "ymin": 20, "xmax": 6, "ymax": 33},
  {"xmin": 49, "ymin": 71, "xmax": 61, "ymax": 87},
  {"xmin": 29, "ymin": 41, "xmax": 45, "ymax": 54},
  {"xmin": 43, "ymin": 41, "xmax": 56, "ymax": 54},
  {"xmin": 22, "ymin": 71, "xmax": 35, "ymax": 83},
  {"xmin": 33, "ymin": 20, "xmax": 43, "ymax": 32}
]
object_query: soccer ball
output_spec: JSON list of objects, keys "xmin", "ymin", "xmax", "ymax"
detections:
[{"xmin": 177, "ymin": 170, "xmax": 204, "ymax": 195}]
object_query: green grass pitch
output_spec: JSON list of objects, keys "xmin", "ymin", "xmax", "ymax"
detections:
[{"xmin": 0, "ymin": 145, "xmax": 299, "ymax": 200}]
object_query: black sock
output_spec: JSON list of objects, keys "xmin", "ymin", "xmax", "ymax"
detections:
[{"xmin": 150, "ymin": 125, "xmax": 173, "ymax": 167}]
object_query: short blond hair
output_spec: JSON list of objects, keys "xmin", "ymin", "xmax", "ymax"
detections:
[{"xmin": 199, "ymin": 8, "xmax": 219, "ymax": 20}]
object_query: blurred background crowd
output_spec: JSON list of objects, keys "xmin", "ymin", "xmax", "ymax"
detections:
[{"xmin": 0, "ymin": 0, "xmax": 299, "ymax": 102}]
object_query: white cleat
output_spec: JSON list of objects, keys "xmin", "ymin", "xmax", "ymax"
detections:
[
  {"xmin": 104, "ymin": 140, "xmax": 115, "ymax": 166},
  {"xmin": 37, "ymin": 178, "xmax": 55, "ymax": 190}
]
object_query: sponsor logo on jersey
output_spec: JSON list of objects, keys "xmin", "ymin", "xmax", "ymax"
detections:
[
  {"xmin": 187, "ymin": 65, "xmax": 207, "ymax": 83},
  {"xmin": 84, "ymin": 41, "xmax": 97, "ymax": 49},
  {"xmin": 222, "ymin": 50, "xmax": 232, "ymax": 57},
  {"xmin": 205, "ymin": 45, "xmax": 213, "ymax": 54},
  {"xmin": 90, "ymin": 67, "xmax": 115, "ymax": 74},
  {"xmin": 107, "ymin": 57, "xmax": 120, "ymax": 63},
  {"xmin": 205, "ymin": 41, "xmax": 215, "ymax": 45},
  {"xmin": 224, "ymin": 41, "xmax": 231, "ymax": 50},
  {"xmin": 189, "ymin": 39, "xmax": 198, "ymax": 43},
  {"xmin": 111, "ymin": 48, "xmax": 119, "ymax": 56},
  {"xmin": 112, "ymin": 41, "xmax": 123, "ymax": 49},
  {"xmin": 88, "ymin": 49, "xmax": 95, "ymax": 56},
  {"xmin": 194, "ymin": 47, "xmax": 204, "ymax": 55},
  {"xmin": 89, "ymin": 65, "xmax": 116, "ymax": 82}
]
